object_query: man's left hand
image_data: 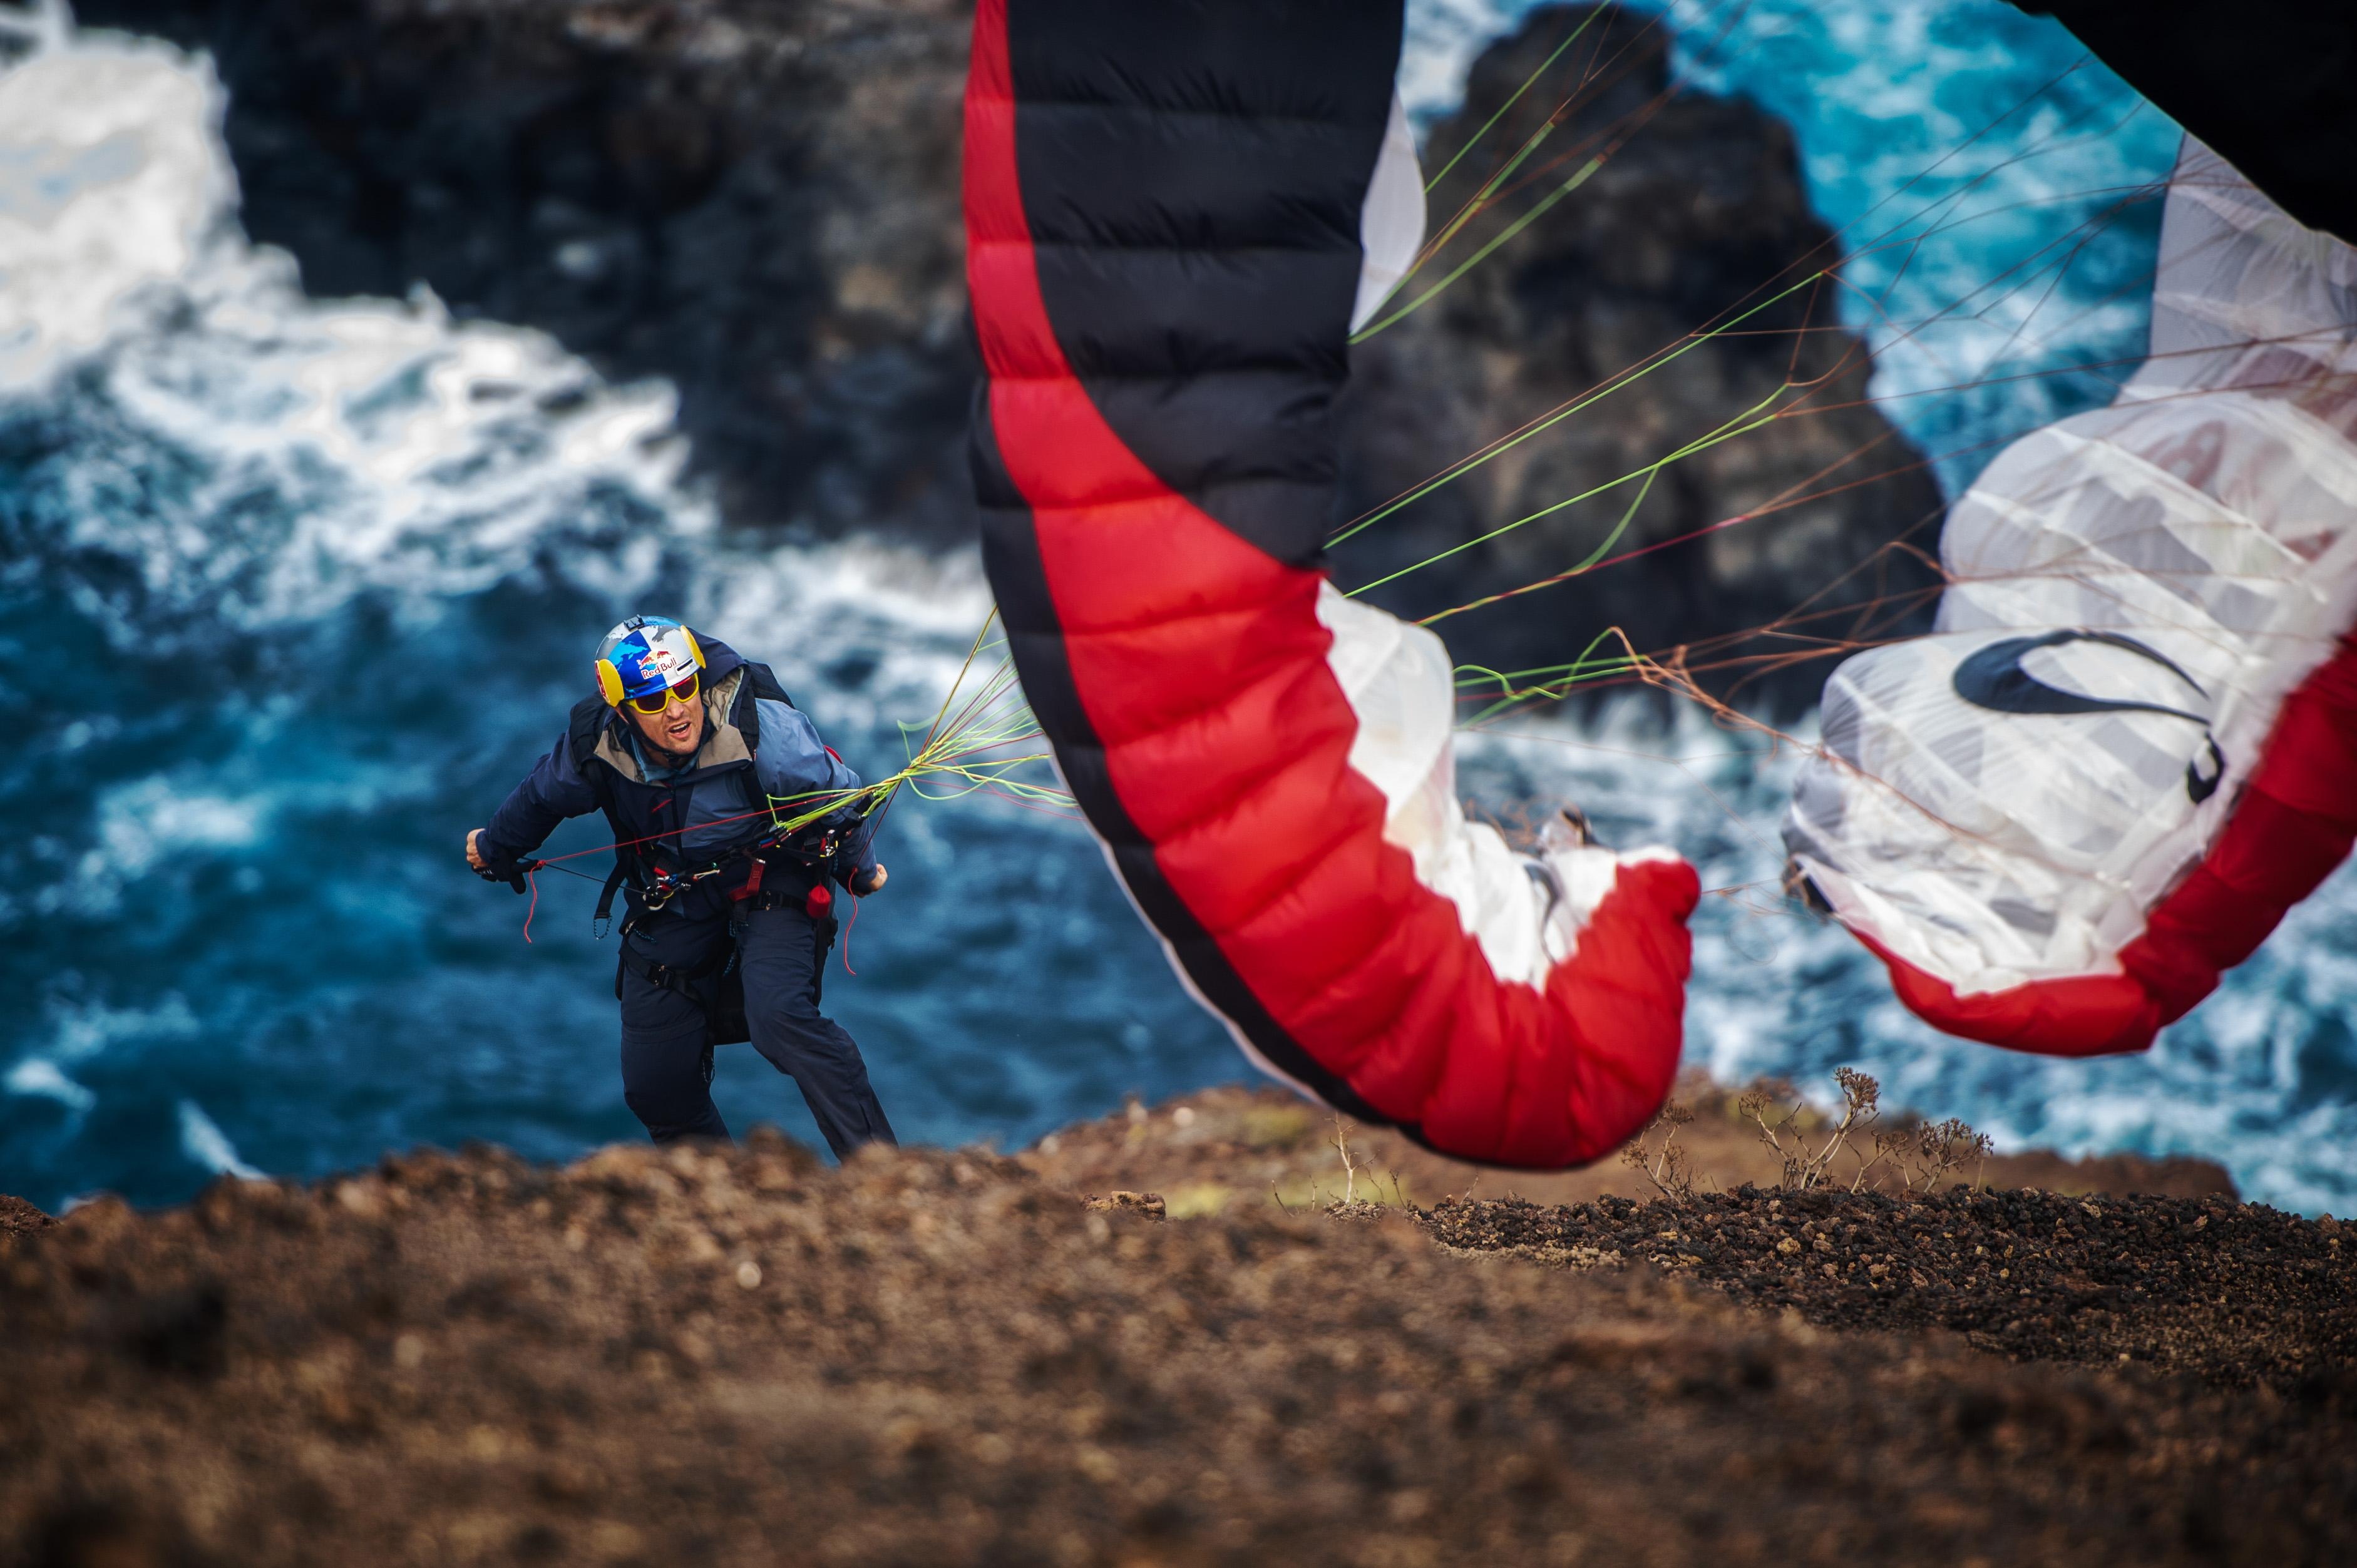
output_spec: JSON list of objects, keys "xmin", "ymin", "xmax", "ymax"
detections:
[
  {"xmin": 468, "ymin": 828, "xmax": 531, "ymax": 893},
  {"xmin": 851, "ymin": 863, "xmax": 889, "ymax": 897}
]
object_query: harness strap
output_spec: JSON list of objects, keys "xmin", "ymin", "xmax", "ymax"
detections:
[
  {"xmin": 723, "ymin": 883, "xmax": 841, "ymax": 1005},
  {"xmin": 617, "ymin": 943, "xmax": 733, "ymax": 995},
  {"xmin": 593, "ymin": 861, "xmax": 630, "ymax": 939},
  {"xmin": 729, "ymin": 882, "xmax": 834, "ymax": 918},
  {"xmin": 615, "ymin": 883, "xmax": 843, "ymax": 1054}
]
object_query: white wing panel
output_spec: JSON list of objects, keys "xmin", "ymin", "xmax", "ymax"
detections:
[{"xmin": 1786, "ymin": 140, "xmax": 2357, "ymax": 997}]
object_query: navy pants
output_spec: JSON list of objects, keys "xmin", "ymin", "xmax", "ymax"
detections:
[{"xmin": 617, "ymin": 893, "xmax": 895, "ymax": 1157}]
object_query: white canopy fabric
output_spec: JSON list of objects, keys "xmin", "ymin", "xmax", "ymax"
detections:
[{"xmin": 1785, "ymin": 140, "xmax": 2357, "ymax": 1029}]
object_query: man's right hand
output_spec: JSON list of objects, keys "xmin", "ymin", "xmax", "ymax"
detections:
[
  {"xmin": 466, "ymin": 829, "xmax": 489, "ymax": 871},
  {"xmin": 851, "ymin": 863, "xmax": 888, "ymax": 897}
]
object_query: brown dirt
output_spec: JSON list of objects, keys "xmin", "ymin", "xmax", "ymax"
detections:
[
  {"xmin": 0, "ymin": 1196, "xmax": 57, "ymax": 1239},
  {"xmin": 1420, "ymin": 1187, "xmax": 2351, "ymax": 1387},
  {"xmin": 1, "ymin": 1094, "xmax": 2348, "ymax": 1568}
]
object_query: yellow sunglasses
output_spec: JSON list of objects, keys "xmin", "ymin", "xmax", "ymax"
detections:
[{"xmin": 625, "ymin": 670, "xmax": 701, "ymax": 715}]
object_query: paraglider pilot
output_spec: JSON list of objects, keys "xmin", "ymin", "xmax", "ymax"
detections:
[{"xmin": 465, "ymin": 617, "xmax": 896, "ymax": 1155}]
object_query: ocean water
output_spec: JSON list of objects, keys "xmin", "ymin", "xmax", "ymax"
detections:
[{"xmin": 3, "ymin": 3, "xmax": 2350, "ymax": 1216}]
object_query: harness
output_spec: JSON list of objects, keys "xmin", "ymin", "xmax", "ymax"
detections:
[
  {"xmin": 610, "ymin": 881, "xmax": 843, "ymax": 1074},
  {"xmin": 587, "ymin": 824, "xmax": 843, "ymax": 935}
]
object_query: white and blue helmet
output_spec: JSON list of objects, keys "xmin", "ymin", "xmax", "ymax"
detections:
[{"xmin": 595, "ymin": 616, "xmax": 706, "ymax": 708}]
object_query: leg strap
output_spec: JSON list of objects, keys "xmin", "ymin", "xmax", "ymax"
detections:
[{"xmin": 618, "ymin": 943, "xmax": 731, "ymax": 995}]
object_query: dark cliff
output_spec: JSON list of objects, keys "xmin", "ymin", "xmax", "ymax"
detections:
[{"xmin": 77, "ymin": 0, "xmax": 1944, "ymax": 707}]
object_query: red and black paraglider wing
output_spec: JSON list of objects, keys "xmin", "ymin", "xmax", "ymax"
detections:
[
  {"xmin": 2013, "ymin": 0, "xmax": 2354, "ymax": 244},
  {"xmin": 965, "ymin": 0, "xmax": 1701, "ymax": 1167}
]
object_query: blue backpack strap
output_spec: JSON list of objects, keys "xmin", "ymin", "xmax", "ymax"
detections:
[
  {"xmin": 731, "ymin": 661, "xmax": 794, "ymax": 754},
  {"xmin": 566, "ymin": 694, "xmax": 615, "ymax": 781},
  {"xmin": 568, "ymin": 695, "xmax": 644, "ymax": 933}
]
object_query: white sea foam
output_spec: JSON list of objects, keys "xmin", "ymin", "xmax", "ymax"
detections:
[
  {"xmin": 41, "ymin": 993, "xmax": 200, "ymax": 1062},
  {"xmin": 691, "ymin": 535, "xmax": 1002, "ymax": 740},
  {"xmin": 0, "ymin": 27, "xmax": 229, "ymax": 389},
  {"xmin": 5, "ymin": 1058, "xmax": 96, "ymax": 1112},
  {"xmin": 33, "ymin": 777, "xmax": 264, "ymax": 917},
  {"xmin": 177, "ymin": 1098, "xmax": 264, "ymax": 1179},
  {"xmin": 1401, "ymin": 0, "xmax": 1520, "ymax": 121},
  {"xmin": 0, "ymin": 16, "xmax": 997, "ymax": 709},
  {"xmin": 0, "ymin": 19, "xmax": 712, "ymax": 640},
  {"xmin": 3, "ymin": 995, "xmax": 203, "ymax": 1117}
]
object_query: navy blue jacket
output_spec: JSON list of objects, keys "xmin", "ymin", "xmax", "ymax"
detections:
[{"xmin": 480, "ymin": 638, "xmax": 878, "ymax": 895}]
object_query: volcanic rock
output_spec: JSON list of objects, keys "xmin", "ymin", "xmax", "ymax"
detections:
[
  {"xmin": 1422, "ymin": 1185, "xmax": 2354, "ymax": 1387},
  {"xmin": 1337, "ymin": 5, "xmax": 1946, "ymax": 710},
  {"xmin": 0, "ymin": 1194, "xmax": 56, "ymax": 1237}
]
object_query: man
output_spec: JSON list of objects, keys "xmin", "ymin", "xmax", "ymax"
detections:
[{"xmin": 466, "ymin": 615, "xmax": 895, "ymax": 1154}]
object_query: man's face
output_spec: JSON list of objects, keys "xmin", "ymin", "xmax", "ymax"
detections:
[{"xmin": 629, "ymin": 680, "xmax": 706, "ymax": 760}]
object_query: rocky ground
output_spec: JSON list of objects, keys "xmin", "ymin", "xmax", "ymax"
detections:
[
  {"xmin": 4, "ymin": 1085, "xmax": 2349, "ymax": 1567},
  {"xmin": 1422, "ymin": 1187, "xmax": 2349, "ymax": 1386},
  {"xmin": 1031, "ymin": 1087, "xmax": 2346, "ymax": 1385}
]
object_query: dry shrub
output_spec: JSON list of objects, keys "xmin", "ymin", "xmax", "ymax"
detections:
[
  {"xmin": 1736, "ymin": 1070, "xmax": 1996, "ymax": 1195},
  {"xmin": 1905, "ymin": 1117, "xmax": 1996, "ymax": 1195},
  {"xmin": 1740, "ymin": 1068, "xmax": 1882, "ymax": 1191},
  {"xmin": 1620, "ymin": 1100, "xmax": 1700, "ymax": 1204}
]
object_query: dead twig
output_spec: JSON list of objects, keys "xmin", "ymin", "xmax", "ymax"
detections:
[{"xmin": 1330, "ymin": 1114, "xmax": 1360, "ymax": 1208}]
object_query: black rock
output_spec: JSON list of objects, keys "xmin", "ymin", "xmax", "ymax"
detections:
[{"xmin": 1335, "ymin": 6, "xmax": 1946, "ymax": 712}]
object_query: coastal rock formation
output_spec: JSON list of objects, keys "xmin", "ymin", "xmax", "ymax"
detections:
[
  {"xmin": 76, "ymin": 1, "xmax": 1943, "ymax": 705},
  {"xmin": 1336, "ymin": 6, "xmax": 1946, "ymax": 709}
]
